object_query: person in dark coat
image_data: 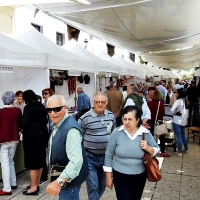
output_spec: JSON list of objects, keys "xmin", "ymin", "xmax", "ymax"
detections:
[{"xmin": 20, "ymin": 90, "xmax": 48, "ymax": 196}]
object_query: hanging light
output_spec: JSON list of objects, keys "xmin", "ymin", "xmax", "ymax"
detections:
[{"xmin": 84, "ymin": 39, "xmax": 88, "ymax": 49}]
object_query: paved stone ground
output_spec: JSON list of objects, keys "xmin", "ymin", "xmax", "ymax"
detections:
[{"xmin": 0, "ymin": 139, "xmax": 200, "ymax": 200}]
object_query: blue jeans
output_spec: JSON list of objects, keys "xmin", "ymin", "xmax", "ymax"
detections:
[
  {"xmin": 188, "ymin": 102, "xmax": 199, "ymax": 125},
  {"xmin": 85, "ymin": 151, "xmax": 106, "ymax": 200},
  {"xmin": 59, "ymin": 185, "xmax": 81, "ymax": 200},
  {"xmin": 173, "ymin": 123, "xmax": 188, "ymax": 154}
]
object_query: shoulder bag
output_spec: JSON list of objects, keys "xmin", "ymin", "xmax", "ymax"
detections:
[
  {"xmin": 154, "ymin": 101, "xmax": 168, "ymax": 136},
  {"xmin": 142, "ymin": 133, "xmax": 162, "ymax": 182},
  {"xmin": 50, "ymin": 164, "xmax": 68, "ymax": 187}
]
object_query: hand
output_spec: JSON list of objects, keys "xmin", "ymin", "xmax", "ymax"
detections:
[
  {"xmin": 140, "ymin": 140, "xmax": 148, "ymax": 151},
  {"xmin": 142, "ymin": 122, "xmax": 150, "ymax": 129},
  {"xmin": 106, "ymin": 176, "xmax": 113, "ymax": 190},
  {"xmin": 46, "ymin": 180, "xmax": 61, "ymax": 196}
]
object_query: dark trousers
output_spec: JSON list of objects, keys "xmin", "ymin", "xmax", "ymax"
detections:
[
  {"xmin": 113, "ymin": 170, "xmax": 146, "ymax": 200},
  {"xmin": 188, "ymin": 102, "xmax": 199, "ymax": 125}
]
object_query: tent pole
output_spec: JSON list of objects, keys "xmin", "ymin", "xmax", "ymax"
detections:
[{"xmin": 46, "ymin": 54, "xmax": 50, "ymax": 87}]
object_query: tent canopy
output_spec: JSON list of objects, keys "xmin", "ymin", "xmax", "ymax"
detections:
[
  {"xmin": 18, "ymin": 29, "xmax": 96, "ymax": 72},
  {"xmin": 26, "ymin": 0, "xmax": 200, "ymax": 70},
  {"xmin": 62, "ymin": 39, "xmax": 121, "ymax": 75},
  {"xmin": 0, "ymin": 32, "xmax": 47, "ymax": 67},
  {"xmin": 97, "ymin": 51, "xmax": 129, "ymax": 75},
  {"xmin": 113, "ymin": 55, "xmax": 144, "ymax": 78}
]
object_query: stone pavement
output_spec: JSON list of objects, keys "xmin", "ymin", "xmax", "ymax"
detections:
[{"xmin": 0, "ymin": 139, "xmax": 200, "ymax": 200}]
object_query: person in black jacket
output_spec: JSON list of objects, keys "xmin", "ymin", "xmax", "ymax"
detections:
[
  {"xmin": 185, "ymin": 80, "xmax": 199, "ymax": 126},
  {"xmin": 20, "ymin": 90, "xmax": 49, "ymax": 195}
]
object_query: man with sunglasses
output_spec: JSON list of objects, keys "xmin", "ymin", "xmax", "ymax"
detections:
[
  {"xmin": 78, "ymin": 92, "xmax": 116, "ymax": 200},
  {"xmin": 46, "ymin": 94, "xmax": 88, "ymax": 200}
]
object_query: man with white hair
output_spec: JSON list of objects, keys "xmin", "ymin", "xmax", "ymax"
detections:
[
  {"xmin": 46, "ymin": 94, "xmax": 88, "ymax": 200},
  {"xmin": 105, "ymin": 81, "xmax": 124, "ymax": 116},
  {"xmin": 78, "ymin": 92, "xmax": 116, "ymax": 200}
]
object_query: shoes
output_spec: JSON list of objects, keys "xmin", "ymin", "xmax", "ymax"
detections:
[
  {"xmin": 24, "ymin": 186, "xmax": 40, "ymax": 192},
  {"xmin": 0, "ymin": 190, "xmax": 12, "ymax": 195},
  {"xmin": 185, "ymin": 151, "xmax": 189, "ymax": 154},
  {"xmin": 160, "ymin": 153, "xmax": 170, "ymax": 157},
  {"xmin": 174, "ymin": 152, "xmax": 182, "ymax": 156},
  {"xmin": 11, "ymin": 185, "xmax": 17, "ymax": 189},
  {"xmin": 22, "ymin": 189, "xmax": 38, "ymax": 195},
  {"xmin": 39, "ymin": 180, "xmax": 48, "ymax": 185}
]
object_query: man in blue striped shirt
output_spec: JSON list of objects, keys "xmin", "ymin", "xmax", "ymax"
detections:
[{"xmin": 78, "ymin": 92, "xmax": 116, "ymax": 200}]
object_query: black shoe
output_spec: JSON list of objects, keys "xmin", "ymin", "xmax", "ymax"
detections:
[
  {"xmin": 39, "ymin": 180, "xmax": 48, "ymax": 185},
  {"xmin": 22, "ymin": 189, "xmax": 38, "ymax": 195},
  {"xmin": 24, "ymin": 186, "xmax": 40, "ymax": 192}
]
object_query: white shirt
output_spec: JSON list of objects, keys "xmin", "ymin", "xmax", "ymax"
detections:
[
  {"xmin": 170, "ymin": 99, "xmax": 188, "ymax": 126},
  {"xmin": 124, "ymin": 98, "xmax": 151, "ymax": 120},
  {"xmin": 173, "ymin": 84, "xmax": 184, "ymax": 90}
]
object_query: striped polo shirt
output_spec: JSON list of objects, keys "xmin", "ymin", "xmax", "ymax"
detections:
[{"xmin": 78, "ymin": 109, "xmax": 116, "ymax": 154}]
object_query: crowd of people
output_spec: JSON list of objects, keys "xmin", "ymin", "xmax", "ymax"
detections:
[{"xmin": 0, "ymin": 78, "xmax": 199, "ymax": 200}]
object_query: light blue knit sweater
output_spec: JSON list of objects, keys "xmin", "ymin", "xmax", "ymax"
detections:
[{"xmin": 104, "ymin": 125, "xmax": 160, "ymax": 175}]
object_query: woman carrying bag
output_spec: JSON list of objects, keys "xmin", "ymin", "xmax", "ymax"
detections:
[
  {"xmin": 148, "ymin": 90, "xmax": 170, "ymax": 157},
  {"xmin": 104, "ymin": 106, "xmax": 160, "ymax": 200},
  {"xmin": 170, "ymin": 89, "xmax": 189, "ymax": 156}
]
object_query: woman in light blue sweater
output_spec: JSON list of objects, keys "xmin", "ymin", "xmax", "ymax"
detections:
[{"xmin": 104, "ymin": 106, "xmax": 160, "ymax": 200}]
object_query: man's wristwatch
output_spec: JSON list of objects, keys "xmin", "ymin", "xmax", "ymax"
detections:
[{"xmin": 57, "ymin": 178, "xmax": 65, "ymax": 187}]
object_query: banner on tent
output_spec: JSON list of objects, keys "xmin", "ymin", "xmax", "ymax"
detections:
[
  {"xmin": 68, "ymin": 70, "xmax": 81, "ymax": 76},
  {"xmin": 0, "ymin": 67, "xmax": 14, "ymax": 73}
]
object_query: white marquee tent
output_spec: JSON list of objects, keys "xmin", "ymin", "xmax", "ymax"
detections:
[
  {"xmin": 113, "ymin": 55, "xmax": 145, "ymax": 78},
  {"xmin": 18, "ymin": 29, "xmax": 96, "ymax": 72},
  {"xmin": 0, "ymin": 32, "xmax": 47, "ymax": 108},
  {"xmin": 63, "ymin": 39, "xmax": 121, "ymax": 75},
  {"xmin": 97, "ymin": 51, "xmax": 131, "ymax": 76}
]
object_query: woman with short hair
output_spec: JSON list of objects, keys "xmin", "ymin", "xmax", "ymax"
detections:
[
  {"xmin": 20, "ymin": 90, "xmax": 48, "ymax": 195},
  {"xmin": 0, "ymin": 91, "xmax": 22, "ymax": 195},
  {"xmin": 14, "ymin": 90, "xmax": 25, "ymax": 113},
  {"xmin": 104, "ymin": 105, "xmax": 160, "ymax": 200},
  {"xmin": 42, "ymin": 88, "xmax": 55, "ymax": 106}
]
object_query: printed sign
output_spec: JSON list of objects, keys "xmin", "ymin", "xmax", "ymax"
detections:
[
  {"xmin": 68, "ymin": 70, "xmax": 81, "ymax": 76},
  {"xmin": 0, "ymin": 67, "xmax": 14, "ymax": 73}
]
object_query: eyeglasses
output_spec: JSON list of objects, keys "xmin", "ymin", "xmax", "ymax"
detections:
[
  {"xmin": 94, "ymin": 100, "xmax": 107, "ymax": 104},
  {"xmin": 42, "ymin": 92, "xmax": 49, "ymax": 96},
  {"xmin": 46, "ymin": 106, "xmax": 64, "ymax": 113}
]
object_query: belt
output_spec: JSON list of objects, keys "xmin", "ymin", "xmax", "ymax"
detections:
[{"xmin": 85, "ymin": 149, "xmax": 105, "ymax": 157}]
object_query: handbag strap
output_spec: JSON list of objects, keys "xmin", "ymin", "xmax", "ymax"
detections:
[
  {"xmin": 155, "ymin": 101, "xmax": 160, "ymax": 125},
  {"xmin": 142, "ymin": 132, "xmax": 145, "ymax": 140}
]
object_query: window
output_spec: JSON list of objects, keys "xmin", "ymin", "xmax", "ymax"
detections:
[
  {"xmin": 56, "ymin": 32, "xmax": 65, "ymax": 46},
  {"xmin": 31, "ymin": 23, "xmax": 43, "ymax": 33}
]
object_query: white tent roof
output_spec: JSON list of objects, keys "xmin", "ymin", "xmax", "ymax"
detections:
[
  {"xmin": 113, "ymin": 55, "xmax": 144, "ymax": 78},
  {"xmin": 25, "ymin": 0, "xmax": 200, "ymax": 70},
  {"xmin": 97, "ymin": 51, "xmax": 129, "ymax": 75},
  {"xmin": 119, "ymin": 58, "xmax": 145, "ymax": 78},
  {"xmin": 0, "ymin": 32, "xmax": 47, "ymax": 67},
  {"xmin": 62, "ymin": 39, "xmax": 121, "ymax": 75},
  {"xmin": 134, "ymin": 62, "xmax": 154, "ymax": 77},
  {"xmin": 18, "ymin": 29, "xmax": 96, "ymax": 72}
]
